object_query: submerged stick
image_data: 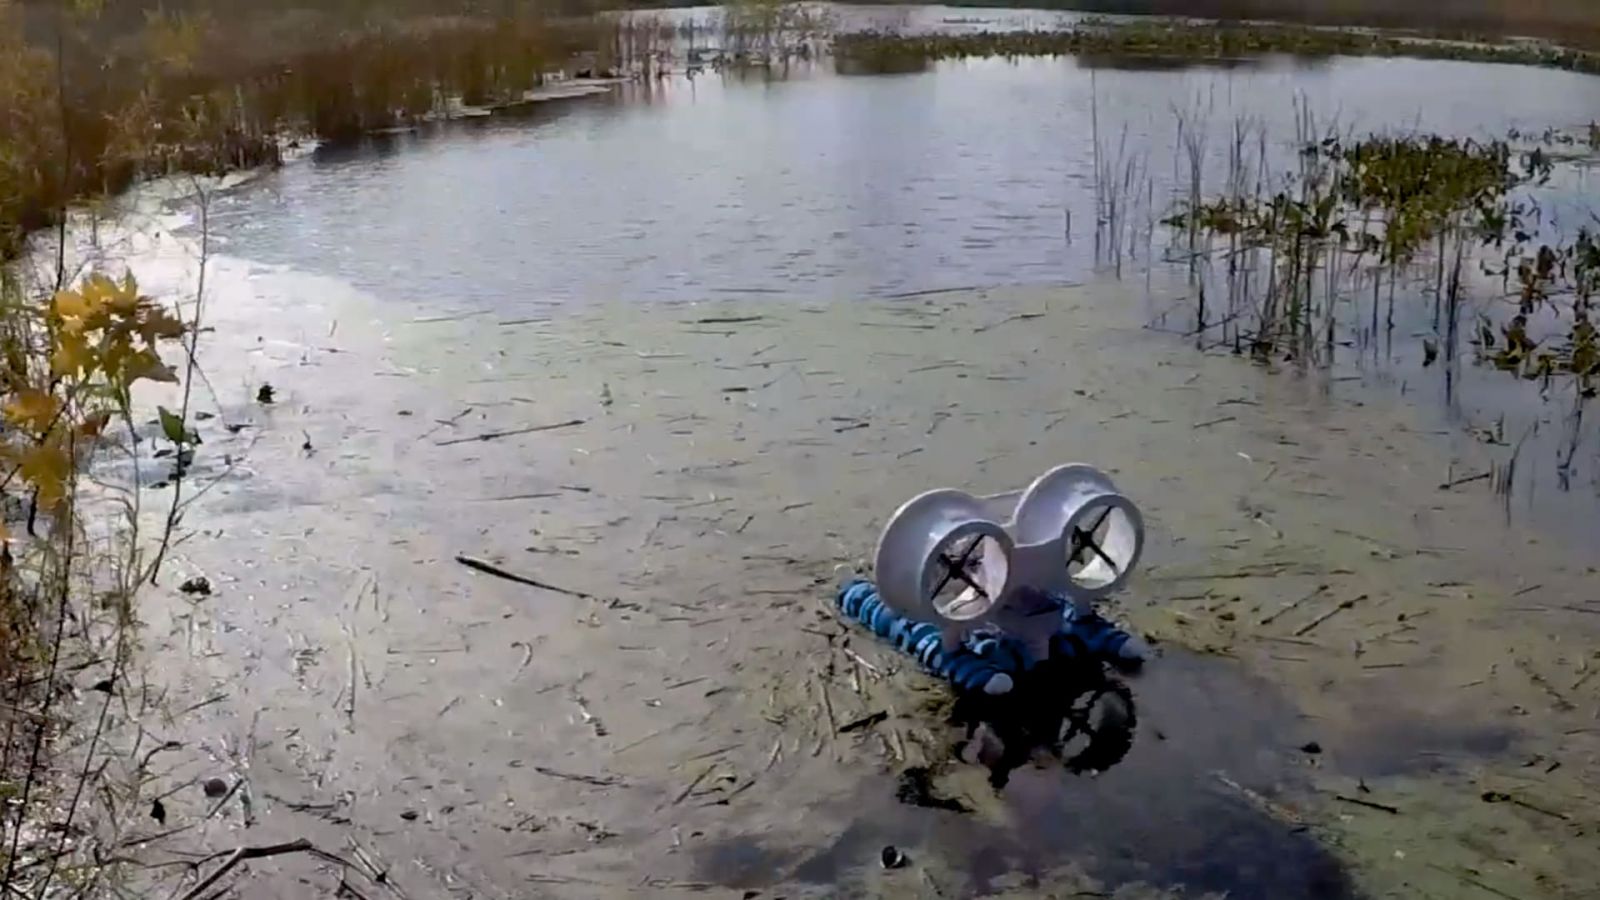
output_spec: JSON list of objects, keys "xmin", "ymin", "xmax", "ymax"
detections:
[
  {"xmin": 456, "ymin": 555, "xmax": 591, "ymax": 599},
  {"xmin": 435, "ymin": 418, "xmax": 585, "ymax": 447}
]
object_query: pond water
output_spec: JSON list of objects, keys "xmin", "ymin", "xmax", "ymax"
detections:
[
  {"xmin": 211, "ymin": 53, "xmax": 1600, "ymax": 306},
  {"xmin": 205, "ymin": 30, "xmax": 1600, "ymax": 541},
  {"xmin": 88, "ymin": 11, "xmax": 1600, "ymax": 899}
]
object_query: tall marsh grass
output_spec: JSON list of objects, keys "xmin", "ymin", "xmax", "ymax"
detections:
[{"xmin": 0, "ymin": 0, "xmax": 621, "ymax": 261}]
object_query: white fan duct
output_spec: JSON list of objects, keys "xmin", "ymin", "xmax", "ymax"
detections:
[{"xmin": 873, "ymin": 464, "xmax": 1144, "ymax": 661}]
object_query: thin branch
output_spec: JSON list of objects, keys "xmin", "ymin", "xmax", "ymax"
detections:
[
  {"xmin": 144, "ymin": 180, "xmax": 210, "ymax": 586},
  {"xmin": 176, "ymin": 839, "xmax": 314, "ymax": 900},
  {"xmin": 4, "ymin": 437, "xmax": 78, "ymax": 888}
]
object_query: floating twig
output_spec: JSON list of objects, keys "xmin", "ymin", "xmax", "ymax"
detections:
[
  {"xmin": 1481, "ymin": 790, "xmax": 1569, "ymax": 819},
  {"xmin": 973, "ymin": 312, "xmax": 1045, "ymax": 333},
  {"xmin": 816, "ymin": 675, "xmax": 838, "ymax": 737},
  {"xmin": 456, "ymin": 555, "xmax": 591, "ymax": 599},
  {"xmin": 532, "ymin": 765, "xmax": 621, "ymax": 787},
  {"xmin": 671, "ymin": 765, "xmax": 717, "ymax": 806},
  {"xmin": 1438, "ymin": 471, "xmax": 1492, "ymax": 490},
  {"xmin": 1423, "ymin": 863, "xmax": 1521, "ymax": 900},
  {"xmin": 1294, "ymin": 594, "xmax": 1367, "ymax": 637},
  {"xmin": 512, "ymin": 640, "xmax": 534, "ymax": 675},
  {"xmin": 692, "ymin": 315, "xmax": 765, "ymax": 325},
  {"xmin": 435, "ymin": 418, "xmax": 585, "ymax": 447},
  {"xmin": 1335, "ymin": 794, "xmax": 1400, "ymax": 814},
  {"xmin": 1260, "ymin": 584, "xmax": 1327, "ymax": 627}
]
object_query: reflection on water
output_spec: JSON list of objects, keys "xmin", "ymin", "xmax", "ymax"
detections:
[
  {"xmin": 201, "ymin": 46, "xmax": 1600, "ymax": 542},
  {"xmin": 208, "ymin": 55, "xmax": 1600, "ymax": 306},
  {"xmin": 696, "ymin": 650, "xmax": 1380, "ymax": 898}
]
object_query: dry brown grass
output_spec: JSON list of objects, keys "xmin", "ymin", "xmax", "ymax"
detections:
[{"xmin": 1, "ymin": 0, "xmax": 612, "ymax": 261}]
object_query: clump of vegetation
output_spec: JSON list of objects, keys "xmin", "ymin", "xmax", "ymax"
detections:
[
  {"xmin": 1157, "ymin": 120, "xmax": 1600, "ymax": 393},
  {"xmin": 832, "ymin": 19, "xmax": 1600, "ymax": 76},
  {"xmin": 0, "ymin": 261, "xmax": 194, "ymax": 895}
]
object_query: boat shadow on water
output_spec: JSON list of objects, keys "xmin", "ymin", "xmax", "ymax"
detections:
[{"xmin": 697, "ymin": 645, "xmax": 1515, "ymax": 898}]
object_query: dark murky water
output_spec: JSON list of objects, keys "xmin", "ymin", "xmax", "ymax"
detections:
[{"xmin": 693, "ymin": 649, "xmax": 1517, "ymax": 898}]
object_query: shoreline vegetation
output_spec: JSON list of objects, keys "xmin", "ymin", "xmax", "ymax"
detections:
[
  {"xmin": 830, "ymin": 20, "xmax": 1600, "ymax": 74},
  {"xmin": 5, "ymin": 3, "xmax": 1600, "ymax": 263}
]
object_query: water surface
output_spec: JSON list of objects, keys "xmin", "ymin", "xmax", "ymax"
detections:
[{"xmin": 204, "ymin": 40, "xmax": 1600, "ymax": 541}]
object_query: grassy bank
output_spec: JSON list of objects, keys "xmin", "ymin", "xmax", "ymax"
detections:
[{"xmin": 832, "ymin": 19, "xmax": 1600, "ymax": 73}]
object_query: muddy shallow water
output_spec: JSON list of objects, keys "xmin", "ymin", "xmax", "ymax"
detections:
[{"xmin": 84, "ymin": 202, "xmax": 1599, "ymax": 898}]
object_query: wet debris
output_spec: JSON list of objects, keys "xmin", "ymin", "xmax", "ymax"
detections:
[
  {"xmin": 880, "ymin": 845, "xmax": 907, "ymax": 869},
  {"xmin": 256, "ymin": 383, "xmax": 275, "ymax": 404},
  {"xmin": 893, "ymin": 767, "xmax": 968, "ymax": 813},
  {"xmin": 1300, "ymin": 741, "xmax": 1323, "ymax": 755},
  {"xmin": 1481, "ymin": 790, "xmax": 1570, "ymax": 820},
  {"xmin": 838, "ymin": 710, "xmax": 889, "ymax": 734},
  {"xmin": 203, "ymin": 777, "xmax": 230, "ymax": 799},
  {"xmin": 180, "ymin": 576, "xmax": 213, "ymax": 596}
]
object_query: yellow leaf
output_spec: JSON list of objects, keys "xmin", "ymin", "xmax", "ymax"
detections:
[
  {"xmin": 4, "ymin": 389, "xmax": 61, "ymax": 432},
  {"xmin": 80, "ymin": 273, "xmax": 116, "ymax": 307},
  {"xmin": 52, "ymin": 288, "xmax": 93, "ymax": 321},
  {"xmin": 19, "ymin": 443, "xmax": 70, "ymax": 510},
  {"xmin": 51, "ymin": 331, "xmax": 93, "ymax": 378}
]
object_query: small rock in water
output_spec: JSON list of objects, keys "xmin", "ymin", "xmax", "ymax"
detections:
[
  {"xmin": 203, "ymin": 777, "xmax": 230, "ymax": 798},
  {"xmin": 180, "ymin": 576, "xmax": 212, "ymax": 596}
]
